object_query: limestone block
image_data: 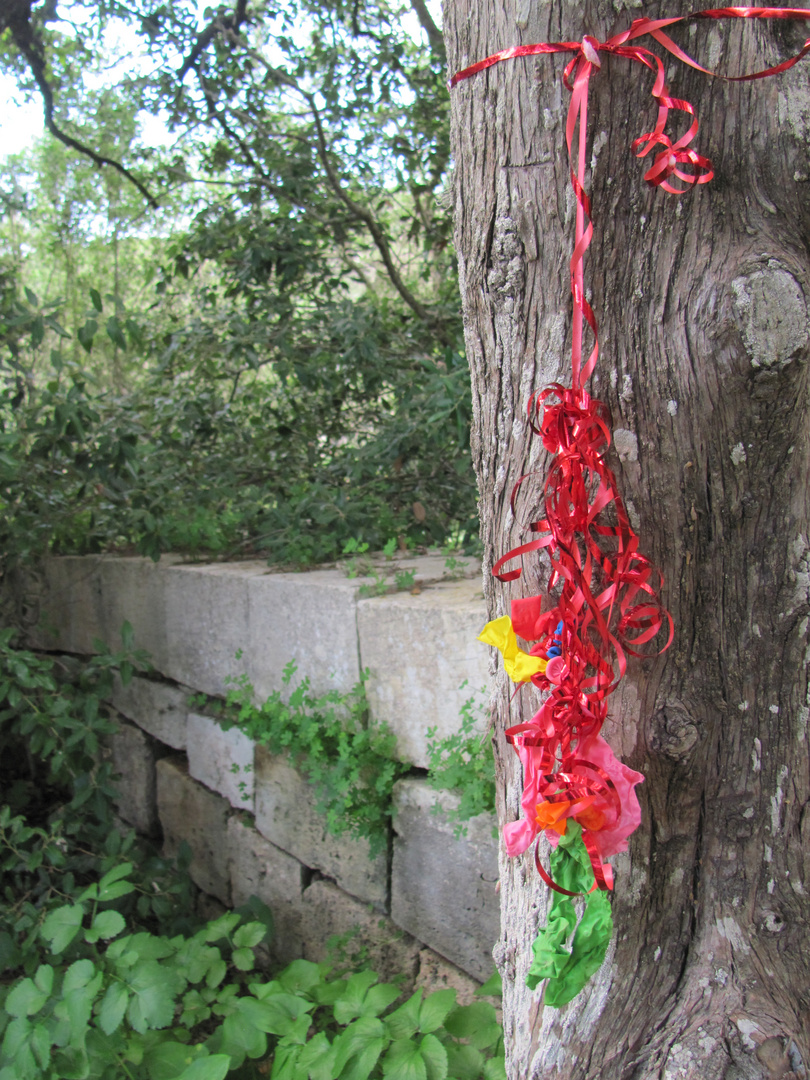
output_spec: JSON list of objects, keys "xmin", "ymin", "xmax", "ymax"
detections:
[
  {"xmin": 18, "ymin": 555, "xmax": 176, "ymax": 664},
  {"xmin": 228, "ymin": 817, "xmax": 306, "ymax": 966},
  {"xmin": 188, "ymin": 713, "xmax": 255, "ymax": 810},
  {"xmin": 301, "ymin": 879, "xmax": 420, "ymax": 986},
  {"xmin": 106, "ymin": 715, "xmax": 163, "ymax": 836},
  {"xmin": 156, "ymin": 756, "xmax": 231, "ymax": 905},
  {"xmin": 246, "ymin": 568, "xmax": 362, "ymax": 701},
  {"xmin": 163, "ymin": 562, "xmax": 266, "ymax": 696},
  {"xmin": 97, "ymin": 556, "xmax": 173, "ymax": 670},
  {"xmin": 109, "ymin": 674, "xmax": 189, "ymax": 750},
  {"xmin": 342, "ymin": 552, "xmax": 479, "ymax": 591},
  {"xmin": 391, "ymin": 778, "xmax": 500, "ymax": 982},
  {"xmin": 19, "ymin": 556, "xmax": 104, "ymax": 653},
  {"xmin": 254, "ymin": 748, "xmax": 387, "ymax": 907},
  {"xmin": 414, "ymin": 949, "xmax": 485, "ymax": 1006},
  {"xmin": 358, "ymin": 579, "xmax": 490, "ymax": 767}
]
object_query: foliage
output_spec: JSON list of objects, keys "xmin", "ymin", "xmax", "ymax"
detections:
[
  {"xmin": 190, "ymin": 665, "xmax": 495, "ymax": 859},
  {"xmin": 0, "ymin": 876, "xmax": 505, "ymax": 1080},
  {"xmin": 426, "ymin": 688, "xmax": 495, "ymax": 833},
  {"xmin": 0, "ymin": 0, "xmax": 478, "ymax": 570},
  {"xmin": 0, "ymin": 272, "xmax": 477, "ymax": 568},
  {"xmin": 193, "ymin": 662, "xmax": 409, "ymax": 859},
  {"xmin": 0, "ymin": 625, "xmax": 201, "ymax": 946}
]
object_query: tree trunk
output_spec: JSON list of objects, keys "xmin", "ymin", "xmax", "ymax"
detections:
[{"xmin": 444, "ymin": 2, "xmax": 810, "ymax": 1077}]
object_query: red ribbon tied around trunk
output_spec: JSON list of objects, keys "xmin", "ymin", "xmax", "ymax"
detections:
[{"xmin": 457, "ymin": 9, "xmax": 810, "ymax": 897}]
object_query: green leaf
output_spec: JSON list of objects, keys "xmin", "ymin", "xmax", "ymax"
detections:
[
  {"xmin": 276, "ymin": 959, "xmax": 322, "ymax": 997},
  {"xmin": 205, "ymin": 959, "xmax": 227, "ymax": 988},
  {"xmin": 144, "ymin": 1040, "xmax": 210, "ymax": 1080},
  {"xmin": 77, "ymin": 320, "xmax": 98, "ymax": 353},
  {"xmin": 98, "ymin": 863, "xmax": 134, "ymax": 902},
  {"xmin": 220, "ymin": 1010, "xmax": 267, "ymax": 1061},
  {"xmin": 177, "ymin": 1056, "xmax": 232, "ymax": 1080},
  {"xmin": 30, "ymin": 1022, "xmax": 51, "ymax": 1070},
  {"xmin": 362, "ymin": 983, "xmax": 401, "ymax": 1018},
  {"xmin": 64, "ymin": 959, "xmax": 96, "ymax": 991},
  {"xmin": 51, "ymin": 1044, "xmax": 91, "ymax": 1079},
  {"xmin": 340, "ymin": 1037, "xmax": 386, "ymax": 1080},
  {"xmin": 334, "ymin": 969, "xmax": 380, "ymax": 1024},
  {"xmin": 89, "ymin": 288, "xmax": 103, "ymax": 312},
  {"xmin": 475, "ymin": 971, "xmax": 502, "ymax": 998},
  {"xmin": 85, "ymin": 910, "xmax": 125, "ymax": 943},
  {"xmin": 232, "ymin": 921, "xmax": 267, "ymax": 949},
  {"xmin": 30, "ymin": 315, "xmax": 44, "ymax": 348},
  {"xmin": 385, "ymin": 991, "xmax": 422, "ymax": 1039},
  {"xmin": 34, "ymin": 965, "xmax": 54, "ymax": 995},
  {"xmin": 483, "ymin": 1056, "xmax": 506, "ymax": 1080},
  {"xmin": 98, "ymin": 982, "xmax": 129, "ymax": 1035},
  {"xmin": 419, "ymin": 1034, "xmax": 448, "ymax": 1080},
  {"xmin": 443, "ymin": 1003, "xmax": 500, "ymax": 1048},
  {"xmin": 270, "ymin": 1042, "xmax": 303, "ymax": 1080},
  {"xmin": 41, "ymin": 905, "xmax": 84, "ymax": 954},
  {"xmin": 332, "ymin": 1016, "xmax": 386, "ymax": 1075},
  {"xmin": 106, "ymin": 315, "xmax": 127, "ymax": 349},
  {"xmin": 418, "ymin": 990, "xmax": 456, "ymax": 1033},
  {"xmin": 6, "ymin": 977, "xmax": 48, "ymax": 1018},
  {"xmin": 446, "ymin": 1043, "xmax": 485, "ymax": 1080},
  {"xmin": 297, "ymin": 1032, "xmax": 335, "ymax": 1080},
  {"xmin": 126, "ymin": 962, "xmax": 184, "ymax": 1033},
  {"xmin": 382, "ymin": 1037, "xmax": 428, "ymax": 1080},
  {"xmin": 231, "ymin": 947, "xmax": 254, "ymax": 971},
  {"xmin": 1, "ymin": 1016, "xmax": 32, "ymax": 1060},
  {"xmin": 203, "ymin": 912, "xmax": 241, "ymax": 942},
  {"xmin": 236, "ymin": 993, "xmax": 313, "ymax": 1037}
]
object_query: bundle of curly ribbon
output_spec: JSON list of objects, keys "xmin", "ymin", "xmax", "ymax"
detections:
[{"xmin": 451, "ymin": 8, "xmax": 810, "ymax": 1004}]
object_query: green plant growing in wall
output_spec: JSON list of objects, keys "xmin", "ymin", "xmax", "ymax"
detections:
[
  {"xmin": 427, "ymin": 686, "xmax": 495, "ymax": 835},
  {"xmin": 198, "ymin": 662, "xmax": 409, "ymax": 859}
]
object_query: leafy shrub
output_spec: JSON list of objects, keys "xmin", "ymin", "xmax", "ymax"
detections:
[
  {"xmin": 0, "ymin": 625, "xmax": 198, "ymax": 950},
  {"xmin": 0, "ymin": 283, "xmax": 479, "ymax": 570}
]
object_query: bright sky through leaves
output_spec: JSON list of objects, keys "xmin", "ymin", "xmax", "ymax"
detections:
[{"xmin": 0, "ymin": 0, "xmax": 442, "ymax": 163}]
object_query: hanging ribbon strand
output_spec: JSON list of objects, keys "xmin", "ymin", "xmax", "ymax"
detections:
[{"xmin": 454, "ymin": 7, "xmax": 810, "ymax": 1002}]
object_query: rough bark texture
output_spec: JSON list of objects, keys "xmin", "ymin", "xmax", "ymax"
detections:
[{"xmin": 444, "ymin": 1, "xmax": 810, "ymax": 1077}]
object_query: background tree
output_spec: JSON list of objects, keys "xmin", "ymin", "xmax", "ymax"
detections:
[
  {"xmin": 445, "ymin": 1, "xmax": 810, "ymax": 1077},
  {"xmin": 0, "ymin": 0, "xmax": 478, "ymax": 566}
]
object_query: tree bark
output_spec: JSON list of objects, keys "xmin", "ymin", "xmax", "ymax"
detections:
[{"xmin": 444, "ymin": 2, "xmax": 810, "ymax": 1077}]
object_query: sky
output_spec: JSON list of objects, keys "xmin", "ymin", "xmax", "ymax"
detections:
[{"xmin": 0, "ymin": 1, "xmax": 443, "ymax": 164}]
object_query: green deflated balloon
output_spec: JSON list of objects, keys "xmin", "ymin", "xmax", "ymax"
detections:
[{"xmin": 525, "ymin": 821, "xmax": 613, "ymax": 1006}]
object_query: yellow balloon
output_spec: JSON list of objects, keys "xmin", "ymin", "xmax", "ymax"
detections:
[{"xmin": 478, "ymin": 616, "xmax": 547, "ymax": 683}]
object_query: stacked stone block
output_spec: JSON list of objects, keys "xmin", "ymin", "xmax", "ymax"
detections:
[{"xmin": 20, "ymin": 554, "xmax": 498, "ymax": 989}]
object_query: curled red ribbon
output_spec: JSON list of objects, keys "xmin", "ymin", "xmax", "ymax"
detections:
[{"xmin": 457, "ymin": 9, "xmax": 809, "ymax": 896}]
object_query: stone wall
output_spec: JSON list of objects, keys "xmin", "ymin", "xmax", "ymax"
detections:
[{"xmin": 16, "ymin": 554, "xmax": 500, "ymax": 990}]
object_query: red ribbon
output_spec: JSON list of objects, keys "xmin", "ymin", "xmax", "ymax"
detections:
[
  {"xmin": 456, "ymin": 9, "xmax": 809, "ymax": 896},
  {"xmin": 451, "ymin": 7, "xmax": 810, "ymax": 389}
]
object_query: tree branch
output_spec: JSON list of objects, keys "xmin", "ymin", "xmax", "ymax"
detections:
[
  {"xmin": 224, "ymin": 34, "xmax": 445, "ymax": 333},
  {"xmin": 409, "ymin": 0, "xmax": 445, "ymax": 58},
  {"xmin": 177, "ymin": 0, "xmax": 249, "ymax": 80},
  {"xmin": 4, "ymin": 1, "xmax": 158, "ymax": 208}
]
